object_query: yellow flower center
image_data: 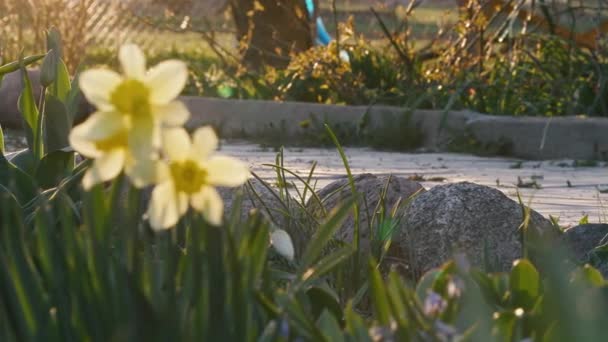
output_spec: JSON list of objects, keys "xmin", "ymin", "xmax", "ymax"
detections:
[
  {"xmin": 170, "ymin": 160, "xmax": 207, "ymax": 194},
  {"xmin": 94, "ymin": 130, "xmax": 129, "ymax": 151},
  {"xmin": 110, "ymin": 79, "xmax": 151, "ymax": 118}
]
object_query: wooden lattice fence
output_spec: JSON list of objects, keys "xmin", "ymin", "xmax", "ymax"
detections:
[{"xmin": 0, "ymin": 0, "xmax": 228, "ymax": 70}]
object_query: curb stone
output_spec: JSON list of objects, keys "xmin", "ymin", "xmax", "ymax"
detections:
[
  {"xmin": 181, "ymin": 96, "xmax": 608, "ymax": 160},
  {"xmin": 3, "ymin": 93, "xmax": 608, "ymax": 160}
]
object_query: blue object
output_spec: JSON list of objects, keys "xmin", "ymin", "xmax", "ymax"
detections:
[{"xmin": 305, "ymin": 0, "xmax": 332, "ymax": 45}]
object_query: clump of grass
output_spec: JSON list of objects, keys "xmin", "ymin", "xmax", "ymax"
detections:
[{"xmin": 2, "ymin": 120, "xmax": 608, "ymax": 340}]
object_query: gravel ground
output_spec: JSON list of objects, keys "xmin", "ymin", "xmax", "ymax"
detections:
[
  {"xmin": 2, "ymin": 128, "xmax": 27, "ymax": 152},
  {"xmin": 3, "ymin": 130, "xmax": 607, "ymax": 227}
]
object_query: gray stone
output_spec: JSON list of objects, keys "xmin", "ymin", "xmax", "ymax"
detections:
[
  {"xmin": 466, "ymin": 115, "xmax": 608, "ymax": 160},
  {"xmin": 562, "ymin": 224, "xmax": 608, "ymax": 277},
  {"xmin": 308, "ymin": 173, "xmax": 425, "ymax": 254},
  {"xmin": 219, "ymin": 178, "xmax": 290, "ymax": 228},
  {"xmin": 0, "ymin": 69, "xmax": 42, "ymax": 129},
  {"xmin": 399, "ymin": 182, "xmax": 554, "ymax": 278}
]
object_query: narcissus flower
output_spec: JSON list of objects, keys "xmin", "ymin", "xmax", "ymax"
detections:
[
  {"xmin": 147, "ymin": 127, "xmax": 249, "ymax": 230},
  {"xmin": 69, "ymin": 43, "xmax": 190, "ymax": 189}
]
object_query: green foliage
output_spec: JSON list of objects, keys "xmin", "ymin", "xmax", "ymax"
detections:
[
  {"xmin": 78, "ymin": 4, "xmax": 608, "ymax": 121},
  {"xmin": 4, "ymin": 19, "xmax": 608, "ymax": 341},
  {"xmin": 0, "ymin": 30, "xmax": 78, "ymax": 206},
  {"xmin": 0, "ymin": 125, "xmax": 4, "ymax": 155},
  {"xmin": 0, "ymin": 54, "xmax": 45, "ymax": 86},
  {"xmin": 3, "ymin": 126, "xmax": 608, "ymax": 340}
]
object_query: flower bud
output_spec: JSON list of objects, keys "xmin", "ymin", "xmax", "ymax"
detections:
[{"xmin": 270, "ymin": 229, "xmax": 294, "ymax": 261}]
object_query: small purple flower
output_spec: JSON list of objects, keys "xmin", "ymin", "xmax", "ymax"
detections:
[{"xmin": 424, "ymin": 291, "xmax": 447, "ymax": 317}]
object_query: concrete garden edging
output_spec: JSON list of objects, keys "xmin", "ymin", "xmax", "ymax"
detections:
[
  {"xmin": 181, "ymin": 96, "xmax": 608, "ymax": 160},
  {"xmin": 2, "ymin": 81, "xmax": 608, "ymax": 160}
]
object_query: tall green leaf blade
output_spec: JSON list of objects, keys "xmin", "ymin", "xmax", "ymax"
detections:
[
  {"xmin": 368, "ymin": 258, "xmax": 391, "ymax": 326},
  {"xmin": 43, "ymin": 95, "xmax": 71, "ymax": 152},
  {"xmin": 299, "ymin": 198, "xmax": 354, "ymax": 269},
  {"xmin": 317, "ymin": 310, "xmax": 344, "ymax": 342},
  {"xmin": 40, "ymin": 49, "xmax": 59, "ymax": 87},
  {"xmin": 0, "ymin": 153, "xmax": 38, "ymax": 204},
  {"xmin": 344, "ymin": 301, "xmax": 371, "ymax": 341},
  {"xmin": 0, "ymin": 199, "xmax": 49, "ymax": 338},
  {"xmin": 65, "ymin": 72, "xmax": 83, "ymax": 126},
  {"xmin": 0, "ymin": 124, "xmax": 4, "ymax": 155},
  {"xmin": 275, "ymin": 292, "xmax": 323, "ymax": 340},
  {"xmin": 35, "ymin": 150, "xmax": 74, "ymax": 189},
  {"xmin": 307, "ymin": 287, "xmax": 343, "ymax": 322},
  {"xmin": 298, "ymin": 246, "xmax": 353, "ymax": 289},
  {"xmin": 0, "ymin": 55, "xmax": 45, "ymax": 76},
  {"xmin": 17, "ymin": 65, "xmax": 40, "ymax": 158},
  {"xmin": 50, "ymin": 59, "xmax": 70, "ymax": 102},
  {"xmin": 46, "ymin": 27, "xmax": 63, "ymax": 59},
  {"xmin": 8, "ymin": 149, "xmax": 35, "ymax": 175}
]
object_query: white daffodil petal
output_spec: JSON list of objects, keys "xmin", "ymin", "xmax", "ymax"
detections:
[
  {"xmin": 125, "ymin": 158, "xmax": 161, "ymax": 188},
  {"xmin": 79, "ymin": 69, "xmax": 122, "ymax": 111},
  {"xmin": 119, "ymin": 43, "xmax": 146, "ymax": 79},
  {"xmin": 69, "ymin": 111, "xmax": 125, "ymax": 158},
  {"xmin": 270, "ymin": 229, "xmax": 295, "ymax": 261},
  {"xmin": 191, "ymin": 186, "xmax": 223, "ymax": 226},
  {"xmin": 192, "ymin": 126, "xmax": 218, "ymax": 161},
  {"xmin": 177, "ymin": 192, "xmax": 189, "ymax": 216},
  {"xmin": 72, "ymin": 111, "xmax": 125, "ymax": 140},
  {"xmin": 205, "ymin": 156, "xmax": 250, "ymax": 187},
  {"xmin": 81, "ymin": 149, "xmax": 125, "ymax": 190},
  {"xmin": 145, "ymin": 60, "xmax": 188, "ymax": 104},
  {"xmin": 69, "ymin": 125, "xmax": 101, "ymax": 159},
  {"xmin": 162, "ymin": 128, "xmax": 191, "ymax": 161},
  {"xmin": 156, "ymin": 101, "xmax": 190, "ymax": 126},
  {"xmin": 147, "ymin": 182, "xmax": 181, "ymax": 230},
  {"xmin": 128, "ymin": 117, "xmax": 157, "ymax": 160}
]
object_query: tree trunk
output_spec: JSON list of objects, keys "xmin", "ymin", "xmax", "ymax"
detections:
[{"xmin": 230, "ymin": 0, "xmax": 315, "ymax": 70}]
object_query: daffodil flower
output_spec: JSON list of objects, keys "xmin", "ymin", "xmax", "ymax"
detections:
[
  {"xmin": 147, "ymin": 127, "xmax": 250, "ymax": 230},
  {"xmin": 69, "ymin": 43, "xmax": 190, "ymax": 189}
]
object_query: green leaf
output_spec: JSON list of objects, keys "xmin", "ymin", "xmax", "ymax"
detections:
[
  {"xmin": 48, "ymin": 58, "xmax": 70, "ymax": 102},
  {"xmin": 298, "ymin": 246, "xmax": 353, "ymax": 289},
  {"xmin": 40, "ymin": 49, "xmax": 58, "ymax": 87},
  {"xmin": 35, "ymin": 150, "xmax": 74, "ymax": 189},
  {"xmin": 258, "ymin": 321, "xmax": 283, "ymax": 342},
  {"xmin": 8, "ymin": 149, "xmax": 36, "ymax": 175},
  {"xmin": 317, "ymin": 310, "xmax": 344, "ymax": 342},
  {"xmin": 579, "ymin": 215, "xmax": 589, "ymax": 225},
  {"xmin": 509, "ymin": 259, "xmax": 540, "ymax": 310},
  {"xmin": 43, "ymin": 95, "xmax": 71, "ymax": 152},
  {"xmin": 0, "ymin": 153, "xmax": 38, "ymax": 204},
  {"xmin": 470, "ymin": 270, "xmax": 505, "ymax": 307},
  {"xmin": 299, "ymin": 198, "xmax": 354, "ymax": 268},
  {"xmin": 369, "ymin": 258, "xmax": 391, "ymax": 325},
  {"xmin": 275, "ymin": 292, "xmax": 323, "ymax": 341},
  {"xmin": 66, "ymin": 73, "xmax": 84, "ymax": 126},
  {"xmin": 572, "ymin": 264, "xmax": 605, "ymax": 287},
  {"xmin": 307, "ymin": 286, "xmax": 343, "ymax": 322},
  {"xmin": 324, "ymin": 124, "xmax": 360, "ymax": 250},
  {"xmin": 0, "ymin": 55, "xmax": 45, "ymax": 77},
  {"xmin": 17, "ymin": 64, "xmax": 41, "ymax": 158},
  {"xmin": 46, "ymin": 27, "xmax": 63, "ymax": 59},
  {"xmin": 344, "ymin": 301, "xmax": 371, "ymax": 341},
  {"xmin": 415, "ymin": 269, "xmax": 441, "ymax": 302},
  {"xmin": 0, "ymin": 124, "xmax": 4, "ymax": 155},
  {"xmin": 492, "ymin": 311, "xmax": 516, "ymax": 341}
]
